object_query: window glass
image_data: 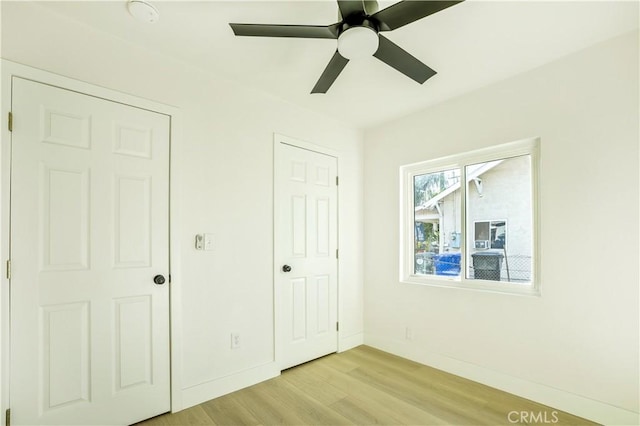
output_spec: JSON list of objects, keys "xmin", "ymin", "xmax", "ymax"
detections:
[
  {"xmin": 413, "ymin": 168, "xmax": 461, "ymax": 277},
  {"xmin": 465, "ymin": 155, "xmax": 533, "ymax": 283}
]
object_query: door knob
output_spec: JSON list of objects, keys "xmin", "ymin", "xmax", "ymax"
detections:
[
  {"xmin": 282, "ymin": 265, "xmax": 292, "ymax": 273},
  {"xmin": 153, "ymin": 275, "xmax": 166, "ymax": 285}
]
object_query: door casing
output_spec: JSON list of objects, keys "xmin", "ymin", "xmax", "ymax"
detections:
[{"xmin": 0, "ymin": 60, "xmax": 186, "ymax": 419}]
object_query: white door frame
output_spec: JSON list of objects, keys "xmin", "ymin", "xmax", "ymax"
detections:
[
  {"xmin": 0, "ymin": 60, "xmax": 186, "ymax": 421},
  {"xmin": 272, "ymin": 133, "xmax": 340, "ymax": 370}
]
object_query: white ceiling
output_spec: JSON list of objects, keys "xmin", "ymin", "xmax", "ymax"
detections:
[{"xmin": 29, "ymin": 0, "xmax": 640, "ymax": 128}]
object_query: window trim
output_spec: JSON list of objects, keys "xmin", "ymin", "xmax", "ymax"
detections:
[{"xmin": 399, "ymin": 138, "xmax": 540, "ymax": 296}]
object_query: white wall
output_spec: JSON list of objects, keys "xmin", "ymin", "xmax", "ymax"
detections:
[
  {"xmin": 0, "ymin": 1, "xmax": 363, "ymax": 412},
  {"xmin": 363, "ymin": 31, "xmax": 639, "ymax": 425}
]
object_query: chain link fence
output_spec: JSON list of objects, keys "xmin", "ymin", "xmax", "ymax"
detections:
[
  {"xmin": 468, "ymin": 254, "xmax": 531, "ymax": 283},
  {"xmin": 416, "ymin": 252, "xmax": 532, "ymax": 283}
]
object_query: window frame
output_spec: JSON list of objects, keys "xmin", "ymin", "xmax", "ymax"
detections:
[{"xmin": 399, "ymin": 138, "xmax": 540, "ymax": 296}]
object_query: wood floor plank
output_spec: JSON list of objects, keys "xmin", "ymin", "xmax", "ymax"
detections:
[
  {"xmin": 329, "ymin": 395, "xmax": 407, "ymax": 425},
  {"xmin": 308, "ymin": 361, "xmax": 451, "ymax": 425},
  {"xmin": 200, "ymin": 393, "xmax": 260, "ymax": 426},
  {"xmin": 232, "ymin": 380, "xmax": 309, "ymax": 425},
  {"xmin": 346, "ymin": 366, "xmax": 490, "ymax": 425},
  {"xmin": 280, "ymin": 364, "xmax": 348, "ymax": 406},
  {"xmin": 250, "ymin": 375, "xmax": 354, "ymax": 425},
  {"xmin": 137, "ymin": 346, "xmax": 600, "ymax": 426},
  {"xmin": 347, "ymin": 345, "xmax": 424, "ymax": 372},
  {"xmin": 312, "ymin": 351, "xmax": 361, "ymax": 373},
  {"xmin": 343, "ymin": 347, "xmax": 489, "ymax": 406},
  {"xmin": 134, "ymin": 405, "xmax": 215, "ymax": 426}
]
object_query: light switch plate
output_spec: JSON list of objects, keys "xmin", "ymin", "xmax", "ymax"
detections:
[{"xmin": 204, "ymin": 233, "xmax": 214, "ymax": 251}]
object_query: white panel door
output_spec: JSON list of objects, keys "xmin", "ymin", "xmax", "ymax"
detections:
[
  {"xmin": 275, "ymin": 141, "xmax": 338, "ymax": 370},
  {"xmin": 10, "ymin": 78, "xmax": 170, "ymax": 425}
]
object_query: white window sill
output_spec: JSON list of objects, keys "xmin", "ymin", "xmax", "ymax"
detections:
[{"xmin": 401, "ymin": 275, "xmax": 541, "ymax": 297}]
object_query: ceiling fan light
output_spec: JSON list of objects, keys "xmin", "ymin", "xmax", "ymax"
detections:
[{"xmin": 337, "ymin": 26, "xmax": 379, "ymax": 60}]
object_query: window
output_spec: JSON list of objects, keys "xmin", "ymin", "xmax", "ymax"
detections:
[
  {"xmin": 473, "ymin": 220, "xmax": 506, "ymax": 250},
  {"xmin": 400, "ymin": 138, "xmax": 539, "ymax": 294}
]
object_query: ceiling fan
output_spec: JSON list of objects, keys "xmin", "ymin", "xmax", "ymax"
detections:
[{"xmin": 229, "ymin": 0, "xmax": 464, "ymax": 94}]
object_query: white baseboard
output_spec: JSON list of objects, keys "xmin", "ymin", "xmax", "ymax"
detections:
[
  {"xmin": 339, "ymin": 332, "xmax": 363, "ymax": 352},
  {"xmin": 364, "ymin": 334, "xmax": 639, "ymax": 426},
  {"xmin": 179, "ymin": 362, "xmax": 280, "ymax": 411}
]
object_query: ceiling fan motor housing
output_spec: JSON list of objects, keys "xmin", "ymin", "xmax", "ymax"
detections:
[
  {"xmin": 339, "ymin": 18, "xmax": 379, "ymax": 34},
  {"xmin": 338, "ymin": 0, "xmax": 380, "ymax": 21}
]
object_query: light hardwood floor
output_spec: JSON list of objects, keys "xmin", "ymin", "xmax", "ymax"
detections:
[{"xmin": 137, "ymin": 345, "xmax": 597, "ymax": 426}]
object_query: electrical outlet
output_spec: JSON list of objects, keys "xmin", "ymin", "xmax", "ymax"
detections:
[
  {"xmin": 231, "ymin": 333, "xmax": 240, "ymax": 349},
  {"xmin": 405, "ymin": 327, "xmax": 413, "ymax": 341}
]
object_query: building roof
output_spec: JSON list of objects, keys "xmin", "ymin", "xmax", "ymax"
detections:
[{"xmin": 415, "ymin": 160, "xmax": 503, "ymax": 212}]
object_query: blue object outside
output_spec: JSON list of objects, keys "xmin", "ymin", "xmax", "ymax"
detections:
[{"xmin": 433, "ymin": 252, "xmax": 461, "ymax": 276}]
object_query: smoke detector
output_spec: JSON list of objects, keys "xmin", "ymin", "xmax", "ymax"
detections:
[{"xmin": 127, "ymin": 0, "xmax": 159, "ymax": 23}]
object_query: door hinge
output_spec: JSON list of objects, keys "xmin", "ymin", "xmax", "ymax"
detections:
[
  {"xmin": 335, "ymin": 249, "xmax": 339, "ymax": 259},
  {"xmin": 336, "ymin": 322, "xmax": 339, "ymax": 332},
  {"xmin": 335, "ymin": 176, "xmax": 339, "ymax": 186},
  {"xmin": 6, "ymin": 260, "xmax": 10, "ymax": 280},
  {"xmin": 5, "ymin": 408, "xmax": 10, "ymax": 426},
  {"xmin": 8, "ymin": 112, "xmax": 13, "ymax": 132}
]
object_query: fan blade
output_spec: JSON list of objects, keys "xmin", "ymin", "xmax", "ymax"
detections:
[
  {"xmin": 372, "ymin": 1, "xmax": 464, "ymax": 31},
  {"xmin": 337, "ymin": 0, "xmax": 367, "ymax": 19},
  {"xmin": 311, "ymin": 51, "xmax": 349, "ymax": 94},
  {"xmin": 229, "ymin": 23, "xmax": 339, "ymax": 39},
  {"xmin": 373, "ymin": 34, "xmax": 436, "ymax": 84}
]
